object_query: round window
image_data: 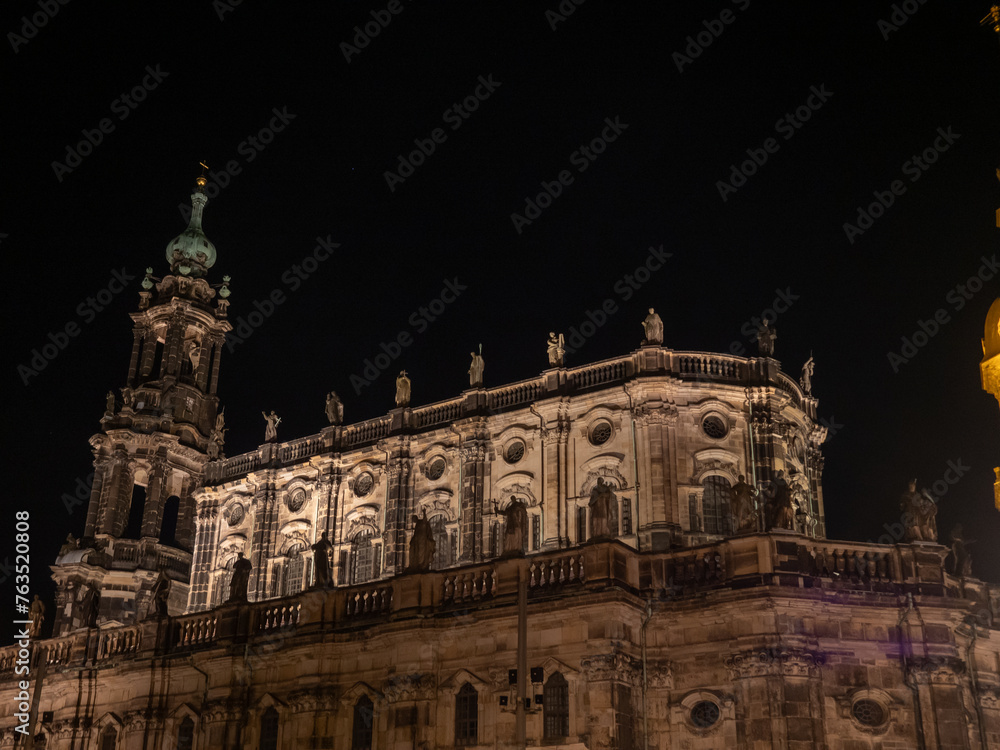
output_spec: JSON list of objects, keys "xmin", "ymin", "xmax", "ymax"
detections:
[
  {"xmin": 355, "ymin": 472, "xmax": 374, "ymax": 497},
  {"xmin": 504, "ymin": 441, "xmax": 525, "ymax": 464},
  {"xmin": 851, "ymin": 699, "xmax": 886, "ymax": 727},
  {"xmin": 227, "ymin": 504, "xmax": 245, "ymax": 526},
  {"xmin": 287, "ymin": 488, "xmax": 306, "ymax": 513},
  {"xmin": 690, "ymin": 700, "xmax": 720, "ymax": 729},
  {"xmin": 702, "ymin": 415, "xmax": 728, "ymax": 439},
  {"xmin": 590, "ymin": 422, "xmax": 612, "ymax": 446},
  {"xmin": 426, "ymin": 457, "xmax": 446, "ymax": 480}
]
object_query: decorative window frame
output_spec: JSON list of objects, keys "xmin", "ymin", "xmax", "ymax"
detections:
[
  {"xmin": 92, "ymin": 712, "xmax": 123, "ymax": 749},
  {"xmin": 251, "ymin": 694, "xmax": 285, "ymax": 750},
  {"xmin": 835, "ymin": 687, "xmax": 896, "ymax": 735},
  {"xmin": 672, "ymin": 690, "xmax": 734, "ymax": 737},
  {"xmin": 168, "ymin": 703, "xmax": 201, "ymax": 750}
]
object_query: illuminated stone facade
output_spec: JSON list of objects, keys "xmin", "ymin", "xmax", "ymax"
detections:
[{"xmin": 3, "ymin": 184, "xmax": 1000, "ymax": 749}]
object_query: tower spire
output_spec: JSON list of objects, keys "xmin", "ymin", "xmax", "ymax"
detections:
[{"xmin": 165, "ymin": 167, "xmax": 217, "ymax": 277}]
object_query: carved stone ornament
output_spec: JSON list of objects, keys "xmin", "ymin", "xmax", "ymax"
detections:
[
  {"xmin": 226, "ymin": 504, "xmax": 245, "ymax": 526},
  {"xmin": 581, "ymin": 652, "xmax": 642, "ymax": 685},
  {"xmin": 288, "ymin": 687, "xmax": 338, "ymax": 713},
  {"xmin": 383, "ymin": 673, "xmax": 437, "ymax": 703},
  {"xmin": 725, "ymin": 648, "xmax": 825, "ymax": 680},
  {"xmin": 908, "ymin": 656, "xmax": 965, "ymax": 685}
]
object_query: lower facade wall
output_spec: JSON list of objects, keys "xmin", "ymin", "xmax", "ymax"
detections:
[{"xmin": 3, "ymin": 590, "xmax": 1000, "ymax": 749}]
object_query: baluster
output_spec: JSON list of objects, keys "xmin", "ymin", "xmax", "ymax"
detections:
[{"xmin": 529, "ymin": 563, "xmax": 538, "ymax": 587}]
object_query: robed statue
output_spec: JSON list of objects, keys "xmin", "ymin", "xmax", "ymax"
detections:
[
  {"xmin": 228, "ymin": 552, "xmax": 252, "ymax": 603},
  {"xmin": 948, "ymin": 523, "xmax": 974, "ymax": 577},
  {"xmin": 395, "ymin": 370, "xmax": 411, "ymax": 407},
  {"xmin": 757, "ymin": 321, "xmax": 776, "ymax": 357},
  {"xmin": 766, "ymin": 471, "xmax": 795, "ymax": 530},
  {"xmin": 325, "ymin": 391, "xmax": 344, "ymax": 425},
  {"xmin": 408, "ymin": 511, "xmax": 436, "ymax": 572},
  {"xmin": 81, "ymin": 584, "xmax": 100, "ymax": 628},
  {"xmin": 28, "ymin": 595, "xmax": 45, "ymax": 638},
  {"xmin": 546, "ymin": 332, "xmax": 565, "ymax": 367},
  {"xmin": 800, "ymin": 354, "xmax": 815, "ymax": 395},
  {"xmin": 149, "ymin": 569, "xmax": 171, "ymax": 619},
  {"xmin": 900, "ymin": 479, "xmax": 938, "ymax": 543},
  {"xmin": 641, "ymin": 308, "xmax": 664, "ymax": 345},
  {"xmin": 497, "ymin": 498, "xmax": 529, "ymax": 556},
  {"xmin": 730, "ymin": 474, "xmax": 758, "ymax": 532},
  {"xmin": 311, "ymin": 532, "xmax": 333, "ymax": 587},
  {"xmin": 469, "ymin": 346, "xmax": 485, "ymax": 387},
  {"xmin": 588, "ymin": 478, "xmax": 617, "ymax": 539},
  {"xmin": 262, "ymin": 411, "xmax": 281, "ymax": 443}
]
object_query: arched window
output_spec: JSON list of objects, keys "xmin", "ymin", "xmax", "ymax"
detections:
[
  {"xmin": 99, "ymin": 726, "xmax": 118, "ymax": 750},
  {"xmin": 431, "ymin": 516, "xmax": 450, "ymax": 569},
  {"xmin": 160, "ymin": 495, "xmax": 181, "ymax": 546},
  {"xmin": 543, "ymin": 673, "xmax": 569, "ymax": 738},
  {"xmin": 352, "ymin": 695, "xmax": 374, "ymax": 749},
  {"xmin": 351, "ymin": 531, "xmax": 375, "ymax": 584},
  {"xmin": 260, "ymin": 707, "xmax": 278, "ymax": 750},
  {"xmin": 702, "ymin": 476, "xmax": 732, "ymax": 536},
  {"xmin": 455, "ymin": 682, "xmax": 478, "ymax": 746},
  {"xmin": 283, "ymin": 545, "xmax": 305, "ymax": 596},
  {"xmin": 177, "ymin": 717, "xmax": 194, "ymax": 750}
]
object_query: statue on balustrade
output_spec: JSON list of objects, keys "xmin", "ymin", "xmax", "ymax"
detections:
[
  {"xmin": 408, "ymin": 510, "xmax": 436, "ymax": 572},
  {"xmin": 766, "ymin": 471, "xmax": 795, "ymax": 530},
  {"xmin": 800, "ymin": 354, "xmax": 815, "ymax": 395},
  {"xmin": 948, "ymin": 524, "xmax": 974, "ymax": 577},
  {"xmin": 730, "ymin": 474, "xmax": 759, "ymax": 532},
  {"xmin": 395, "ymin": 370, "xmax": 411, "ymax": 407},
  {"xmin": 28, "ymin": 595, "xmax": 45, "ymax": 638},
  {"xmin": 641, "ymin": 308, "xmax": 664, "ymax": 345},
  {"xmin": 149, "ymin": 569, "xmax": 171, "ymax": 618},
  {"xmin": 312, "ymin": 531, "xmax": 333, "ymax": 586},
  {"xmin": 756, "ymin": 321, "xmax": 776, "ymax": 357},
  {"xmin": 325, "ymin": 391, "xmax": 344, "ymax": 425},
  {"xmin": 105, "ymin": 390, "xmax": 116, "ymax": 415},
  {"xmin": 497, "ymin": 497, "xmax": 529, "ymax": 556},
  {"xmin": 900, "ymin": 479, "xmax": 938, "ymax": 543},
  {"xmin": 469, "ymin": 346, "xmax": 485, "ymax": 387},
  {"xmin": 546, "ymin": 332, "xmax": 565, "ymax": 367},
  {"xmin": 228, "ymin": 552, "xmax": 252, "ymax": 603},
  {"xmin": 81, "ymin": 584, "xmax": 100, "ymax": 628},
  {"xmin": 262, "ymin": 410, "xmax": 281, "ymax": 443},
  {"xmin": 589, "ymin": 478, "xmax": 617, "ymax": 539},
  {"xmin": 59, "ymin": 533, "xmax": 79, "ymax": 557}
]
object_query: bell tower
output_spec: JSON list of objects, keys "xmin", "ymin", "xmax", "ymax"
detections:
[{"xmin": 51, "ymin": 173, "xmax": 233, "ymax": 634}]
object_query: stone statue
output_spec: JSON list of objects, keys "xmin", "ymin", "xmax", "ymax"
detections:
[
  {"xmin": 588, "ymin": 478, "xmax": 617, "ymax": 539},
  {"xmin": 28, "ymin": 595, "xmax": 45, "ymax": 638},
  {"xmin": 215, "ymin": 408, "xmax": 226, "ymax": 433},
  {"xmin": 82, "ymin": 584, "xmax": 100, "ymax": 628},
  {"xmin": 900, "ymin": 479, "xmax": 938, "ymax": 543},
  {"xmin": 800, "ymin": 354, "xmax": 815, "ymax": 395},
  {"xmin": 311, "ymin": 532, "xmax": 333, "ymax": 587},
  {"xmin": 767, "ymin": 471, "xmax": 795, "ymax": 530},
  {"xmin": 948, "ymin": 524, "xmax": 974, "ymax": 577},
  {"xmin": 262, "ymin": 411, "xmax": 281, "ymax": 443},
  {"xmin": 469, "ymin": 346, "xmax": 485, "ymax": 387},
  {"xmin": 325, "ymin": 391, "xmax": 344, "ymax": 425},
  {"xmin": 228, "ymin": 552, "xmax": 252, "ymax": 603},
  {"xmin": 185, "ymin": 339, "xmax": 201, "ymax": 370},
  {"xmin": 547, "ymin": 332, "xmax": 566, "ymax": 367},
  {"xmin": 497, "ymin": 498, "xmax": 528, "ymax": 556},
  {"xmin": 59, "ymin": 533, "xmax": 79, "ymax": 557},
  {"xmin": 105, "ymin": 390, "xmax": 116, "ymax": 414},
  {"xmin": 120, "ymin": 386, "xmax": 134, "ymax": 409},
  {"xmin": 395, "ymin": 370, "xmax": 411, "ymax": 407},
  {"xmin": 730, "ymin": 474, "xmax": 759, "ymax": 532},
  {"xmin": 641, "ymin": 308, "xmax": 664, "ymax": 345},
  {"xmin": 408, "ymin": 510, "xmax": 436, "ymax": 572},
  {"xmin": 756, "ymin": 321, "xmax": 776, "ymax": 357},
  {"xmin": 150, "ymin": 569, "xmax": 170, "ymax": 618},
  {"xmin": 208, "ymin": 426, "xmax": 225, "ymax": 460}
]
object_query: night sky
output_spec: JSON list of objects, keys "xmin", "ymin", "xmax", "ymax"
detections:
[{"xmin": 5, "ymin": 1, "xmax": 1000, "ymax": 643}]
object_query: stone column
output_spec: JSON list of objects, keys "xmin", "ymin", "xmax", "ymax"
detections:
[
  {"xmin": 97, "ymin": 451, "xmax": 133, "ymax": 536},
  {"xmin": 383, "ymin": 674, "xmax": 437, "ymax": 748},
  {"xmin": 139, "ymin": 328, "xmax": 157, "ymax": 379},
  {"xmin": 208, "ymin": 335, "xmax": 224, "ymax": 394},
  {"xmin": 249, "ymin": 479, "xmax": 277, "ymax": 602},
  {"xmin": 84, "ymin": 455, "xmax": 113, "ymax": 537},
  {"xmin": 163, "ymin": 306, "xmax": 187, "ymax": 378},
  {"xmin": 194, "ymin": 335, "xmax": 212, "ymax": 390},
  {"xmin": 459, "ymin": 444, "xmax": 486, "ymax": 563},
  {"xmin": 724, "ymin": 647, "xmax": 825, "ymax": 748},
  {"xmin": 633, "ymin": 406, "xmax": 677, "ymax": 551},
  {"xmin": 383, "ymin": 453, "xmax": 413, "ymax": 576},
  {"xmin": 541, "ymin": 421, "xmax": 569, "ymax": 550},
  {"xmin": 581, "ymin": 652, "xmax": 643, "ymax": 749},
  {"xmin": 127, "ymin": 327, "xmax": 145, "ymax": 387},
  {"xmin": 175, "ymin": 474, "xmax": 197, "ymax": 551},
  {"xmin": 187, "ymin": 503, "xmax": 220, "ymax": 611},
  {"xmin": 910, "ymin": 656, "xmax": 976, "ymax": 749},
  {"xmin": 141, "ymin": 457, "xmax": 169, "ymax": 539}
]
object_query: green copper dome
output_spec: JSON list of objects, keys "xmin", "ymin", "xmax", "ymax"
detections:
[{"xmin": 166, "ymin": 176, "xmax": 217, "ymax": 277}]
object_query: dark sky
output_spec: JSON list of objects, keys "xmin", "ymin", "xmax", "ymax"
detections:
[{"xmin": 5, "ymin": 1, "xmax": 1000, "ymax": 642}]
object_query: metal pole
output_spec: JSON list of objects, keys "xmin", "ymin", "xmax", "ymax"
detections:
[{"xmin": 516, "ymin": 564, "xmax": 528, "ymax": 747}]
